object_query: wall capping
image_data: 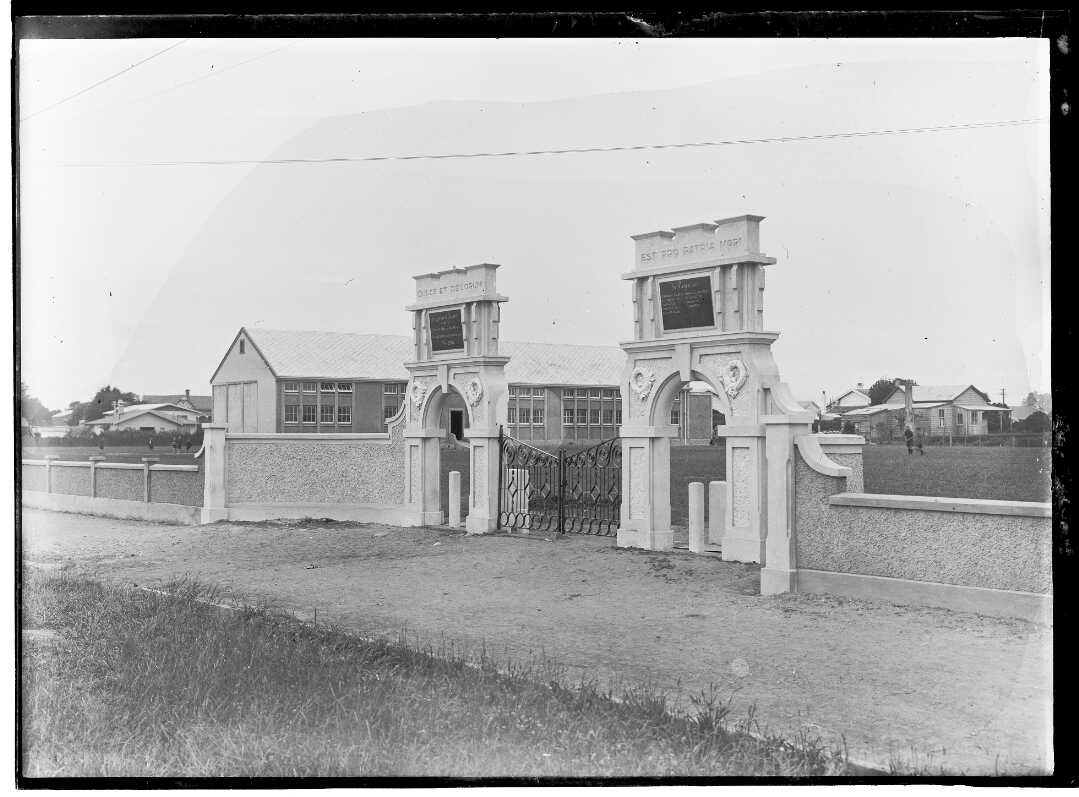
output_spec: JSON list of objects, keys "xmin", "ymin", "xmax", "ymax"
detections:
[
  {"xmin": 795, "ymin": 568, "xmax": 1052, "ymax": 624},
  {"xmin": 794, "ymin": 435, "xmax": 852, "ymax": 478},
  {"xmin": 829, "ymin": 492, "xmax": 1051, "ymax": 518},
  {"xmin": 227, "ymin": 433, "xmax": 391, "ymax": 442}
]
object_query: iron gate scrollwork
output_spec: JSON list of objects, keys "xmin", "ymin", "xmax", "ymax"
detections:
[{"xmin": 497, "ymin": 427, "xmax": 622, "ymax": 536}]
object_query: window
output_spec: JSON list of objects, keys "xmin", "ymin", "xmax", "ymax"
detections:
[
  {"xmin": 670, "ymin": 405, "xmax": 681, "ymax": 425},
  {"xmin": 239, "ymin": 339, "xmax": 245, "ymax": 354},
  {"xmin": 509, "ymin": 386, "xmax": 518, "ymax": 397},
  {"xmin": 532, "ymin": 407, "xmax": 544, "ymax": 425},
  {"xmin": 321, "ymin": 382, "xmax": 336, "ymax": 392},
  {"xmin": 337, "ymin": 382, "xmax": 352, "ymax": 392},
  {"xmin": 563, "ymin": 388, "xmax": 575, "ymax": 399},
  {"xmin": 384, "ymin": 383, "xmax": 399, "ymax": 395},
  {"xmin": 971, "ymin": 411, "xmax": 978, "ymax": 424},
  {"xmin": 589, "ymin": 408, "xmax": 600, "ymax": 425},
  {"xmin": 603, "ymin": 389, "xmax": 617, "ymax": 399},
  {"xmin": 602, "ymin": 409, "xmax": 614, "ymax": 425},
  {"xmin": 956, "ymin": 412, "xmax": 964, "ymax": 426},
  {"xmin": 302, "ymin": 405, "xmax": 316, "ymax": 423},
  {"xmin": 938, "ymin": 408, "xmax": 945, "ymax": 428},
  {"xmin": 284, "ymin": 405, "xmax": 299, "ymax": 423},
  {"xmin": 383, "ymin": 405, "xmax": 397, "ymax": 420},
  {"xmin": 284, "ymin": 382, "xmax": 298, "ymax": 393},
  {"xmin": 320, "ymin": 404, "xmax": 335, "ymax": 423},
  {"xmin": 576, "ymin": 407, "xmax": 588, "ymax": 425},
  {"xmin": 589, "ymin": 388, "xmax": 602, "ymax": 399},
  {"xmin": 615, "ymin": 408, "xmax": 623, "ymax": 425},
  {"xmin": 338, "ymin": 405, "xmax": 351, "ymax": 424},
  {"xmin": 508, "ymin": 407, "xmax": 517, "ymax": 424},
  {"xmin": 303, "ymin": 382, "xmax": 316, "ymax": 393}
]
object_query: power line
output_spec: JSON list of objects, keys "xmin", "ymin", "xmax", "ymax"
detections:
[
  {"xmin": 20, "ymin": 39, "xmax": 188, "ymax": 123},
  {"xmin": 56, "ymin": 117, "xmax": 1047, "ymax": 168}
]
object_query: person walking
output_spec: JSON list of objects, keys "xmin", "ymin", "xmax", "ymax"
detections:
[{"xmin": 904, "ymin": 425, "xmax": 914, "ymax": 455}]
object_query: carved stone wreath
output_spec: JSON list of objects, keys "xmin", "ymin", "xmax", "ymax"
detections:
[
  {"xmin": 630, "ymin": 366, "xmax": 657, "ymax": 401},
  {"xmin": 410, "ymin": 381, "xmax": 428, "ymax": 407},
  {"xmin": 464, "ymin": 377, "xmax": 484, "ymax": 407},
  {"xmin": 721, "ymin": 359, "xmax": 749, "ymax": 399}
]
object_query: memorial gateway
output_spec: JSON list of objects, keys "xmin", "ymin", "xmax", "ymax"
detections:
[{"xmin": 181, "ymin": 213, "xmax": 1049, "ymax": 619}]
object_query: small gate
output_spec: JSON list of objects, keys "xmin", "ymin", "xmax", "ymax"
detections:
[{"xmin": 497, "ymin": 428, "xmax": 622, "ymax": 536}]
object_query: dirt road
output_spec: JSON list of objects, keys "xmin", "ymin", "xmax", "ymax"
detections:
[{"xmin": 21, "ymin": 509, "xmax": 1052, "ymax": 775}]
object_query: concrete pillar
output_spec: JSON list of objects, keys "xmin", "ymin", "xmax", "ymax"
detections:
[
  {"xmin": 141, "ymin": 457, "xmax": 159, "ymax": 502},
  {"xmin": 89, "ymin": 455, "xmax": 105, "ymax": 498},
  {"xmin": 404, "ymin": 431, "xmax": 443, "ymax": 526},
  {"xmin": 448, "ymin": 470, "xmax": 461, "ymax": 527},
  {"xmin": 759, "ymin": 416, "xmax": 812, "ymax": 594},
  {"xmin": 721, "ymin": 434, "xmax": 766, "ymax": 563},
  {"xmin": 200, "ymin": 423, "xmax": 229, "ymax": 524},
  {"xmin": 616, "ymin": 429, "xmax": 675, "ymax": 551},
  {"xmin": 708, "ymin": 480, "xmax": 727, "ymax": 546},
  {"xmin": 688, "ymin": 481, "xmax": 705, "ymax": 554},
  {"xmin": 44, "ymin": 455, "xmax": 58, "ymax": 494},
  {"xmin": 466, "ymin": 431, "xmax": 500, "ymax": 534}
]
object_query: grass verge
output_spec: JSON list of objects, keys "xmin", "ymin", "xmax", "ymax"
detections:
[{"xmin": 22, "ymin": 571, "xmax": 851, "ymax": 779}]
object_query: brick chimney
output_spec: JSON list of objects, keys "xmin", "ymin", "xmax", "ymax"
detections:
[{"xmin": 185, "ymin": 388, "xmax": 190, "ymax": 401}]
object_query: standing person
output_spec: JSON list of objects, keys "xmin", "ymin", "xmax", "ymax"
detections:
[
  {"xmin": 148, "ymin": 437, "xmax": 154, "ymax": 451},
  {"xmin": 904, "ymin": 425, "xmax": 914, "ymax": 455}
]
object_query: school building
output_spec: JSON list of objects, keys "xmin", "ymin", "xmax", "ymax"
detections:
[{"xmin": 210, "ymin": 328, "xmax": 716, "ymax": 444}]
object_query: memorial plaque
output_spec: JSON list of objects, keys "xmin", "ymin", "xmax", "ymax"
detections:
[
  {"xmin": 429, "ymin": 308, "xmax": 464, "ymax": 352},
  {"xmin": 660, "ymin": 275, "xmax": 715, "ymax": 331}
]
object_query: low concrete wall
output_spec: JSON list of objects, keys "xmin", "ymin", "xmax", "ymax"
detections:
[
  {"xmin": 96, "ymin": 466, "xmax": 144, "ymax": 502},
  {"xmin": 22, "ymin": 491, "xmax": 201, "ymax": 525},
  {"xmin": 218, "ymin": 425, "xmax": 412, "ymax": 523},
  {"xmin": 792, "ymin": 437, "xmax": 1052, "ymax": 622}
]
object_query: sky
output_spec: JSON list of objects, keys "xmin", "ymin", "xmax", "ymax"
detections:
[{"xmin": 17, "ymin": 37, "xmax": 1050, "ymax": 412}]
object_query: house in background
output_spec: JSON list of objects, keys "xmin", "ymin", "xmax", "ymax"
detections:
[
  {"xmin": 841, "ymin": 383, "xmax": 1009, "ymax": 440},
  {"xmin": 85, "ymin": 402, "xmax": 202, "ymax": 434},
  {"xmin": 828, "ymin": 383, "xmax": 872, "ymax": 413},
  {"xmin": 209, "ymin": 327, "xmax": 716, "ymax": 444},
  {"xmin": 141, "ymin": 389, "xmax": 212, "ymax": 422}
]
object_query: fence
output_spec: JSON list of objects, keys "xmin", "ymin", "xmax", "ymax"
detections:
[
  {"xmin": 788, "ymin": 434, "xmax": 1051, "ymax": 622},
  {"xmin": 21, "ymin": 456, "xmax": 204, "ymax": 524}
]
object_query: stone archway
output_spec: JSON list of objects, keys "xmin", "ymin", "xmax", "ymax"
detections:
[{"xmin": 616, "ymin": 215, "xmax": 814, "ymax": 564}]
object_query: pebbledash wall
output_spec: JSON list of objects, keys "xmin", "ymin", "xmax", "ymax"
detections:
[
  {"xmin": 21, "ymin": 457, "xmax": 204, "ymax": 524},
  {"xmin": 788, "ymin": 434, "xmax": 1052, "ymax": 622},
  {"xmin": 200, "ymin": 414, "xmax": 423, "ymax": 526}
]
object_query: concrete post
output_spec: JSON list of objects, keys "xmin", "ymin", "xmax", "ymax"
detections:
[
  {"xmin": 448, "ymin": 470, "xmax": 461, "ymax": 527},
  {"xmin": 45, "ymin": 455, "xmax": 58, "ymax": 494},
  {"xmin": 89, "ymin": 455, "xmax": 105, "ymax": 498},
  {"xmin": 688, "ymin": 481, "xmax": 705, "ymax": 554},
  {"xmin": 759, "ymin": 416, "xmax": 812, "ymax": 594},
  {"xmin": 708, "ymin": 480, "xmax": 727, "ymax": 546},
  {"xmin": 404, "ymin": 432, "xmax": 444, "ymax": 526},
  {"xmin": 141, "ymin": 457, "xmax": 159, "ymax": 502},
  {"xmin": 200, "ymin": 423, "xmax": 229, "ymax": 524},
  {"xmin": 466, "ymin": 431, "xmax": 501, "ymax": 535}
]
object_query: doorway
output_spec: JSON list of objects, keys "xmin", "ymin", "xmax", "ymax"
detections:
[{"xmin": 450, "ymin": 409, "xmax": 464, "ymax": 440}]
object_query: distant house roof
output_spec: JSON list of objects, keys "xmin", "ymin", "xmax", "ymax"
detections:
[
  {"xmin": 833, "ymin": 389, "xmax": 870, "ymax": 405},
  {"xmin": 142, "ymin": 394, "xmax": 213, "ymax": 413},
  {"xmin": 890, "ymin": 384, "xmax": 989, "ymax": 403},
  {"xmin": 85, "ymin": 403, "xmax": 200, "ymax": 426},
  {"xmin": 236, "ymin": 328, "xmax": 627, "ymax": 387},
  {"xmin": 86, "ymin": 408, "xmax": 190, "ymax": 427}
]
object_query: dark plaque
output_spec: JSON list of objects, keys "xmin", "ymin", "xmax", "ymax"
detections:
[
  {"xmin": 429, "ymin": 308, "xmax": 464, "ymax": 352},
  {"xmin": 660, "ymin": 275, "xmax": 715, "ymax": 331}
]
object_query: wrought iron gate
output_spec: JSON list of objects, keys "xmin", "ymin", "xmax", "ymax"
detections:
[{"xmin": 497, "ymin": 428, "xmax": 622, "ymax": 536}]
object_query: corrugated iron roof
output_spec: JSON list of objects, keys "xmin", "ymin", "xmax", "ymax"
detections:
[
  {"xmin": 142, "ymin": 394, "xmax": 213, "ymax": 412},
  {"xmin": 891, "ymin": 384, "xmax": 984, "ymax": 402},
  {"xmin": 243, "ymin": 328, "xmax": 626, "ymax": 387}
]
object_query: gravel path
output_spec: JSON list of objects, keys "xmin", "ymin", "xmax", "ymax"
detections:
[{"xmin": 21, "ymin": 509, "xmax": 1052, "ymax": 775}]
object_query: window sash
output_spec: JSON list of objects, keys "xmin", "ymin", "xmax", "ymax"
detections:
[
  {"xmin": 602, "ymin": 409, "xmax": 614, "ymax": 424},
  {"xmin": 283, "ymin": 382, "xmax": 299, "ymax": 393},
  {"xmin": 337, "ymin": 382, "xmax": 352, "ymax": 392},
  {"xmin": 576, "ymin": 408, "xmax": 588, "ymax": 425},
  {"xmin": 563, "ymin": 408, "xmax": 575, "ymax": 425},
  {"xmin": 320, "ymin": 404, "xmax": 335, "ymax": 423},
  {"xmin": 338, "ymin": 406, "xmax": 351, "ymax": 424},
  {"xmin": 532, "ymin": 408, "xmax": 544, "ymax": 425},
  {"xmin": 302, "ymin": 405, "xmax": 316, "ymax": 423},
  {"xmin": 302, "ymin": 382, "xmax": 316, "ymax": 393},
  {"xmin": 320, "ymin": 382, "xmax": 336, "ymax": 392},
  {"xmin": 284, "ymin": 405, "xmax": 299, "ymax": 423},
  {"xmin": 589, "ymin": 409, "xmax": 600, "ymax": 425},
  {"xmin": 508, "ymin": 407, "xmax": 517, "ymax": 424}
]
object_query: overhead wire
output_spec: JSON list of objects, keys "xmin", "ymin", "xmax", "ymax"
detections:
[
  {"xmin": 55, "ymin": 117, "xmax": 1047, "ymax": 168},
  {"xmin": 20, "ymin": 38, "xmax": 189, "ymax": 123}
]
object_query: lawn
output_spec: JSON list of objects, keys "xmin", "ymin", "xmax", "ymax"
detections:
[
  {"xmin": 21, "ymin": 571, "xmax": 850, "ymax": 778},
  {"xmin": 862, "ymin": 444, "xmax": 1051, "ymax": 503}
]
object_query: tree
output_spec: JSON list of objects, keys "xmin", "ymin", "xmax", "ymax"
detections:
[
  {"xmin": 866, "ymin": 378, "xmax": 895, "ymax": 406},
  {"xmin": 18, "ymin": 383, "xmax": 52, "ymax": 425},
  {"xmin": 1023, "ymin": 391, "xmax": 1039, "ymax": 408},
  {"xmin": 1014, "ymin": 410, "xmax": 1050, "ymax": 433},
  {"xmin": 73, "ymin": 385, "xmax": 139, "ymax": 423}
]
